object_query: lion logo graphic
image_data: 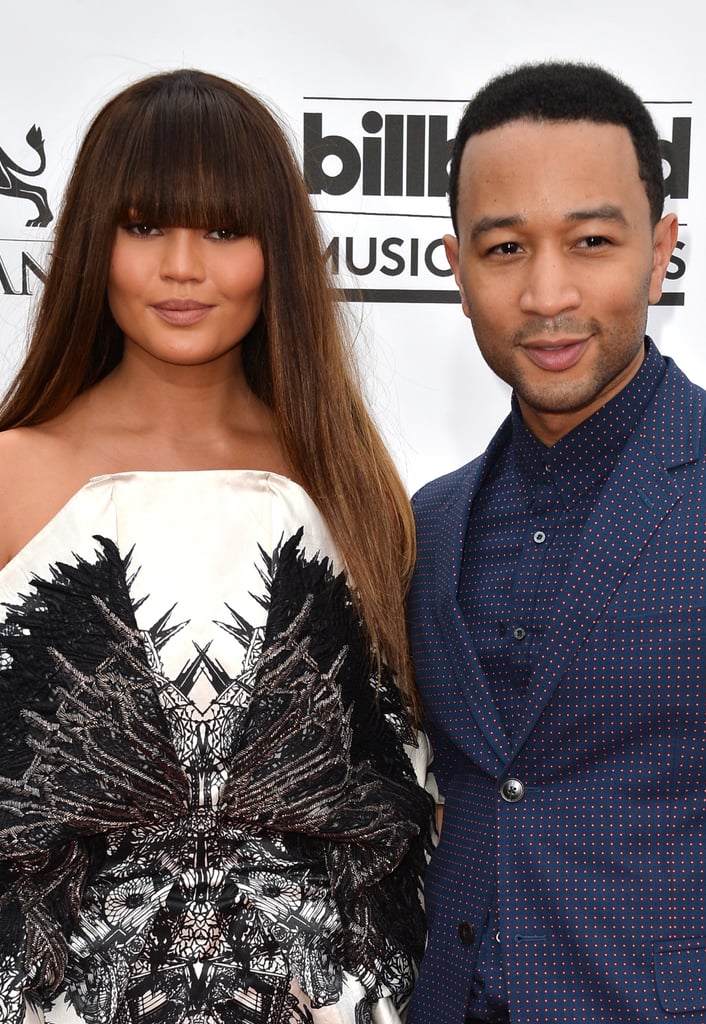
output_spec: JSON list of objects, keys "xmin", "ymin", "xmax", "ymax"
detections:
[{"xmin": 0, "ymin": 125, "xmax": 53, "ymax": 228}]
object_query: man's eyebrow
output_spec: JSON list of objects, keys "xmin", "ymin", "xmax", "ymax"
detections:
[
  {"xmin": 470, "ymin": 215, "xmax": 525, "ymax": 240},
  {"xmin": 469, "ymin": 205, "xmax": 629, "ymax": 241},
  {"xmin": 565, "ymin": 204, "xmax": 628, "ymax": 225}
]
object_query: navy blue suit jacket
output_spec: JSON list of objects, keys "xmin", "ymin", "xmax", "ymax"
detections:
[{"xmin": 408, "ymin": 356, "xmax": 706, "ymax": 1023}]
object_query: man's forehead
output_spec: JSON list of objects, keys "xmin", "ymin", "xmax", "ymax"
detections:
[
  {"xmin": 459, "ymin": 117, "xmax": 639, "ymax": 172},
  {"xmin": 454, "ymin": 118, "xmax": 650, "ymax": 231},
  {"xmin": 457, "ymin": 119, "xmax": 641, "ymax": 195}
]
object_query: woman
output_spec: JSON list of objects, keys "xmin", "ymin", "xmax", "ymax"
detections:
[{"xmin": 0, "ymin": 70, "xmax": 435, "ymax": 1024}]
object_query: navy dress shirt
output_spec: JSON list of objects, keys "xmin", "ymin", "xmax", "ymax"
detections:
[{"xmin": 457, "ymin": 340, "xmax": 665, "ymax": 1020}]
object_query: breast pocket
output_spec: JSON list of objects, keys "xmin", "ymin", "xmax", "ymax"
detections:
[
  {"xmin": 606, "ymin": 608, "xmax": 705, "ymax": 696},
  {"xmin": 654, "ymin": 937, "xmax": 706, "ymax": 1014}
]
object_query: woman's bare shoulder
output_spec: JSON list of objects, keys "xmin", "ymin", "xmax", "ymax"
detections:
[
  {"xmin": 0, "ymin": 425, "xmax": 89, "ymax": 568},
  {"xmin": 0, "ymin": 426, "xmax": 51, "ymax": 492},
  {"xmin": 0, "ymin": 422, "xmax": 81, "ymax": 484},
  {"xmin": 0, "ymin": 422, "xmax": 50, "ymax": 460}
]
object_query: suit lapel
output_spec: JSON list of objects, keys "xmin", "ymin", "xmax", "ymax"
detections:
[
  {"xmin": 430, "ymin": 358, "xmax": 705, "ymax": 770},
  {"xmin": 510, "ymin": 362, "xmax": 704, "ymax": 755},
  {"xmin": 435, "ymin": 419, "xmax": 514, "ymax": 766}
]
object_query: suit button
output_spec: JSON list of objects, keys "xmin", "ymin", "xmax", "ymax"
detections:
[
  {"xmin": 500, "ymin": 777, "xmax": 525, "ymax": 802},
  {"xmin": 458, "ymin": 920, "xmax": 476, "ymax": 945}
]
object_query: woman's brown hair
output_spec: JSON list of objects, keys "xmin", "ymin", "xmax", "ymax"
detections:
[{"xmin": 0, "ymin": 69, "xmax": 418, "ymax": 716}]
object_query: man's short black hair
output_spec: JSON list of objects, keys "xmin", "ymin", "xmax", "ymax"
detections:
[{"xmin": 448, "ymin": 62, "xmax": 664, "ymax": 231}]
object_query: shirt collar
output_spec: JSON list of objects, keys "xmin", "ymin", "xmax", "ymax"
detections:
[{"xmin": 511, "ymin": 338, "xmax": 666, "ymax": 508}]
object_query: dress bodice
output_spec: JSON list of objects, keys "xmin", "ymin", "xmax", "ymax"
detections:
[{"xmin": 0, "ymin": 471, "xmax": 434, "ymax": 1024}]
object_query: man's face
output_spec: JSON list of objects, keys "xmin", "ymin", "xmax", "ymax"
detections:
[{"xmin": 445, "ymin": 119, "xmax": 677, "ymax": 445}]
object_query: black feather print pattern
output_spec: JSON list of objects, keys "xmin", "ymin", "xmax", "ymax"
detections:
[{"xmin": 0, "ymin": 484, "xmax": 434, "ymax": 1024}]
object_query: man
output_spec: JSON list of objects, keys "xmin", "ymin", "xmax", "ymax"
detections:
[{"xmin": 407, "ymin": 62, "xmax": 704, "ymax": 1023}]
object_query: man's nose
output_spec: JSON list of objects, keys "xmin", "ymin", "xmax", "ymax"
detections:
[{"xmin": 519, "ymin": 246, "xmax": 581, "ymax": 317}]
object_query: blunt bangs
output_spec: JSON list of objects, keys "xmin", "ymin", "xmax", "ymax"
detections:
[{"xmin": 98, "ymin": 71, "xmax": 286, "ymax": 238}]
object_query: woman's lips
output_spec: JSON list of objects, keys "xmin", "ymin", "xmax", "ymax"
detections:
[
  {"xmin": 151, "ymin": 300, "xmax": 213, "ymax": 326},
  {"xmin": 522, "ymin": 338, "xmax": 589, "ymax": 372}
]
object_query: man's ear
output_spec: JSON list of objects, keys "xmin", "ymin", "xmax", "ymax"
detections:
[
  {"xmin": 443, "ymin": 234, "xmax": 471, "ymax": 318},
  {"xmin": 648, "ymin": 212, "xmax": 679, "ymax": 305}
]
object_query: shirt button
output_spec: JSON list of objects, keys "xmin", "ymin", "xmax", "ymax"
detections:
[
  {"xmin": 458, "ymin": 921, "xmax": 476, "ymax": 945},
  {"xmin": 500, "ymin": 777, "xmax": 526, "ymax": 803},
  {"xmin": 513, "ymin": 626, "xmax": 526, "ymax": 641},
  {"xmin": 533, "ymin": 530, "xmax": 546, "ymax": 544}
]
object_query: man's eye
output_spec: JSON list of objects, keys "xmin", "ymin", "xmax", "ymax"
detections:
[
  {"xmin": 578, "ymin": 235, "xmax": 610, "ymax": 248},
  {"xmin": 489, "ymin": 241, "xmax": 522, "ymax": 256}
]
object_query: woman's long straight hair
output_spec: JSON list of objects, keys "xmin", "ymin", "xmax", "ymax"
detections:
[{"xmin": 0, "ymin": 70, "xmax": 419, "ymax": 716}]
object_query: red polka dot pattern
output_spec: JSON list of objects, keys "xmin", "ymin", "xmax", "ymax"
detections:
[{"xmin": 407, "ymin": 353, "xmax": 706, "ymax": 1023}]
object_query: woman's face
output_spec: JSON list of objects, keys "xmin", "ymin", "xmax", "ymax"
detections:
[{"xmin": 107, "ymin": 221, "xmax": 265, "ymax": 372}]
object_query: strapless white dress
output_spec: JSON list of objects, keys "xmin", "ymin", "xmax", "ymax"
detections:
[{"xmin": 0, "ymin": 471, "xmax": 434, "ymax": 1024}]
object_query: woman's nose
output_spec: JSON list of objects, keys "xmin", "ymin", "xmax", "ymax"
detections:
[{"xmin": 160, "ymin": 229, "xmax": 206, "ymax": 283}]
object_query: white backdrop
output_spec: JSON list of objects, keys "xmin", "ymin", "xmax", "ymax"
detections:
[{"xmin": 0, "ymin": 0, "xmax": 701, "ymax": 493}]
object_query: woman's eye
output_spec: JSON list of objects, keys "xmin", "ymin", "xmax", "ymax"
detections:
[
  {"xmin": 124, "ymin": 222, "xmax": 159, "ymax": 237},
  {"xmin": 206, "ymin": 228, "xmax": 241, "ymax": 241}
]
